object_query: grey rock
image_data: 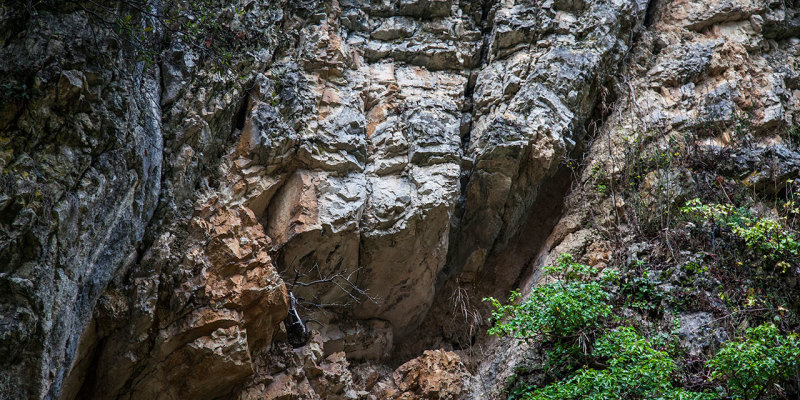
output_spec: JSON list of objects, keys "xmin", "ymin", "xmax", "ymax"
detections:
[
  {"xmin": 398, "ymin": 0, "xmax": 453, "ymax": 19},
  {"xmin": 371, "ymin": 17, "xmax": 417, "ymax": 41},
  {"xmin": 678, "ymin": 312, "xmax": 728, "ymax": 357}
]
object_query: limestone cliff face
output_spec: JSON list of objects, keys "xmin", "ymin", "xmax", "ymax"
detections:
[
  {"xmin": 1, "ymin": 0, "xmax": 799, "ymax": 399},
  {"xmin": 472, "ymin": 0, "xmax": 800, "ymax": 395}
]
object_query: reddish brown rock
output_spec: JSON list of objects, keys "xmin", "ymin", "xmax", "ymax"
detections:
[
  {"xmin": 374, "ymin": 350, "xmax": 468, "ymax": 400},
  {"xmin": 73, "ymin": 200, "xmax": 290, "ymax": 400}
]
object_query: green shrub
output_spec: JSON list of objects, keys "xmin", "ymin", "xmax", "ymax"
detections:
[
  {"xmin": 526, "ymin": 327, "xmax": 715, "ymax": 400},
  {"xmin": 681, "ymin": 199, "xmax": 799, "ymax": 264},
  {"xmin": 484, "ymin": 254, "xmax": 614, "ymax": 340},
  {"xmin": 707, "ymin": 323, "xmax": 800, "ymax": 400},
  {"xmin": 620, "ymin": 268, "xmax": 664, "ymax": 313},
  {"xmin": 485, "ymin": 253, "xmax": 800, "ymax": 400}
]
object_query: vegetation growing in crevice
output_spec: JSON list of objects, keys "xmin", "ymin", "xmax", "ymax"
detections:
[
  {"xmin": 4, "ymin": 0, "xmax": 274, "ymax": 72},
  {"xmin": 605, "ymin": 120, "xmax": 800, "ymax": 333},
  {"xmin": 681, "ymin": 198, "xmax": 799, "ymax": 268},
  {"xmin": 485, "ymin": 254, "xmax": 614, "ymax": 342},
  {"xmin": 511, "ymin": 107, "xmax": 800, "ymax": 399},
  {"xmin": 487, "ymin": 253, "xmax": 800, "ymax": 399}
]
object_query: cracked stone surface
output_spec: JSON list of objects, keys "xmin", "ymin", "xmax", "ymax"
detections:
[{"xmin": 2, "ymin": 0, "xmax": 799, "ymax": 399}]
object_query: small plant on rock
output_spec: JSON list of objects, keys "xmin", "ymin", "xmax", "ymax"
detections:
[{"xmin": 681, "ymin": 199, "xmax": 799, "ymax": 266}]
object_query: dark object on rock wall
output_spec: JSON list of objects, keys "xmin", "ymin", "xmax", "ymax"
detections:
[{"xmin": 285, "ymin": 292, "xmax": 310, "ymax": 348}]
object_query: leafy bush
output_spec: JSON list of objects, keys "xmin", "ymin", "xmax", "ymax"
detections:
[
  {"xmin": 707, "ymin": 323, "xmax": 800, "ymax": 400},
  {"xmin": 620, "ymin": 268, "xmax": 664, "ymax": 313},
  {"xmin": 484, "ymin": 254, "xmax": 614, "ymax": 340},
  {"xmin": 526, "ymin": 327, "xmax": 715, "ymax": 400},
  {"xmin": 681, "ymin": 199, "xmax": 799, "ymax": 264},
  {"xmin": 485, "ymin": 253, "xmax": 800, "ymax": 400}
]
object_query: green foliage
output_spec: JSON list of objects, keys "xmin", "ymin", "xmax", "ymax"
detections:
[
  {"xmin": 14, "ymin": 0, "xmax": 262, "ymax": 72},
  {"xmin": 157, "ymin": 0, "xmax": 258, "ymax": 69},
  {"xmin": 484, "ymin": 254, "xmax": 614, "ymax": 340},
  {"xmin": 787, "ymin": 126, "xmax": 800, "ymax": 146},
  {"xmin": 681, "ymin": 199, "xmax": 799, "ymax": 264},
  {"xmin": 707, "ymin": 323, "xmax": 800, "ymax": 400},
  {"xmin": 485, "ymin": 254, "xmax": 800, "ymax": 400},
  {"xmin": 619, "ymin": 268, "xmax": 664, "ymax": 312},
  {"xmin": 526, "ymin": 328, "xmax": 715, "ymax": 400}
]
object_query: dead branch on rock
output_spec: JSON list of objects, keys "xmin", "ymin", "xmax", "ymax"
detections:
[
  {"xmin": 289, "ymin": 264, "xmax": 379, "ymax": 308},
  {"xmin": 282, "ymin": 264, "xmax": 379, "ymax": 347}
]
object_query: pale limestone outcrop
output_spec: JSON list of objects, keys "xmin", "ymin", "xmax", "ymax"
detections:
[
  {"xmin": 449, "ymin": 0, "xmax": 646, "ymax": 285},
  {"xmin": 227, "ymin": 3, "xmax": 474, "ymax": 344},
  {"xmin": 216, "ymin": 1, "xmax": 646, "ymax": 366}
]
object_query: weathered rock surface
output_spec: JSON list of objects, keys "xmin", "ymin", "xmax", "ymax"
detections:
[
  {"xmin": 76, "ymin": 200, "xmax": 289, "ymax": 400},
  {"xmin": 2, "ymin": 0, "xmax": 799, "ymax": 399},
  {"xmin": 1, "ymin": 1, "xmax": 287, "ymax": 398},
  {"xmin": 0, "ymin": 8, "xmax": 164, "ymax": 398},
  {"xmin": 238, "ymin": 332, "xmax": 362, "ymax": 400},
  {"xmin": 470, "ymin": 0, "xmax": 800, "ymax": 396},
  {"xmin": 372, "ymin": 350, "xmax": 468, "ymax": 400}
]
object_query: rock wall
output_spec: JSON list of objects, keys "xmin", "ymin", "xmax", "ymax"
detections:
[
  {"xmin": 0, "ymin": 8, "xmax": 163, "ymax": 398},
  {"xmin": 470, "ymin": 0, "xmax": 800, "ymax": 396},
  {"xmin": 1, "ymin": 1, "xmax": 287, "ymax": 398},
  {"xmin": 1, "ymin": 0, "xmax": 799, "ymax": 399}
]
